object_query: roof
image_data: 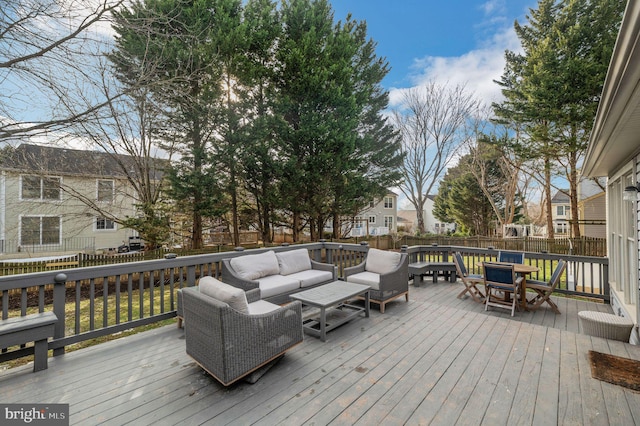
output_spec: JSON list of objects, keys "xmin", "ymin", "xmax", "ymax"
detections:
[
  {"xmin": 551, "ymin": 190, "xmax": 570, "ymax": 204},
  {"xmin": 584, "ymin": 1, "xmax": 640, "ymax": 177},
  {"xmin": 0, "ymin": 143, "xmax": 166, "ymax": 180}
]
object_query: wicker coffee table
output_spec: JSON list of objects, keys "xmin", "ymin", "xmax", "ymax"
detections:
[{"xmin": 290, "ymin": 281, "xmax": 370, "ymax": 341}]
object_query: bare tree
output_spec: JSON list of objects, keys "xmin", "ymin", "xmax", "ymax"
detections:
[
  {"xmin": 0, "ymin": 0, "xmax": 125, "ymax": 140},
  {"xmin": 68, "ymin": 85, "xmax": 174, "ymax": 249},
  {"xmin": 467, "ymin": 117, "xmax": 527, "ymax": 229},
  {"xmin": 392, "ymin": 81, "xmax": 479, "ymax": 234}
]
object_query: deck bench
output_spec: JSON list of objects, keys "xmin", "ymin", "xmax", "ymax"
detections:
[
  {"xmin": 409, "ymin": 261, "xmax": 458, "ymax": 286},
  {"xmin": 0, "ymin": 312, "xmax": 57, "ymax": 372}
]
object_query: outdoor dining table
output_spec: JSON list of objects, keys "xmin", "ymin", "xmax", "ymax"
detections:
[{"xmin": 479, "ymin": 261, "xmax": 539, "ymax": 311}]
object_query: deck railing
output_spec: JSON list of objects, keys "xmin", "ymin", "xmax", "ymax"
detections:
[
  {"xmin": 404, "ymin": 245, "xmax": 609, "ymax": 301},
  {"xmin": 0, "ymin": 242, "xmax": 608, "ymax": 363}
]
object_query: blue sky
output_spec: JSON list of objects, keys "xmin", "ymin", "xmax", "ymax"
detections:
[{"xmin": 331, "ymin": 0, "xmax": 534, "ymax": 106}]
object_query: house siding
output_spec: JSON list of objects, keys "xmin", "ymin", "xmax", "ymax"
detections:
[
  {"xmin": 606, "ymin": 157, "xmax": 639, "ymax": 344},
  {"xmin": 579, "ymin": 194, "xmax": 607, "ymax": 238},
  {"xmin": 342, "ymin": 192, "xmax": 398, "ymax": 237},
  {"xmin": 630, "ymin": 155, "xmax": 640, "ymax": 345},
  {"xmin": 583, "ymin": 1, "xmax": 640, "ymax": 344},
  {"xmin": 1, "ymin": 171, "xmax": 137, "ymax": 253}
]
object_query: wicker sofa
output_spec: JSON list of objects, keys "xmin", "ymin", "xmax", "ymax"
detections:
[
  {"xmin": 221, "ymin": 249, "xmax": 337, "ymax": 304},
  {"xmin": 181, "ymin": 278, "xmax": 303, "ymax": 386}
]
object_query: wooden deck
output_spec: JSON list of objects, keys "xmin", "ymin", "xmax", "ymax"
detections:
[{"xmin": 2, "ymin": 279, "xmax": 640, "ymax": 425}]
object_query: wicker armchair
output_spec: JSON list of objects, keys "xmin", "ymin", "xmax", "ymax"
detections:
[
  {"xmin": 181, "ymin": 286, "xmax": 303, "ymax": 386},
  {"xmin": 344, "ymin": 248, "xmax": 409, "ymax": 313}
]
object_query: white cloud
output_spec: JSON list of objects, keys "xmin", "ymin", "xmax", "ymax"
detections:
[
  {"xmin": 480, "ymin": 0, "xmax": 506, "ymax": 16},
  {"xmin": 389, "ymin": 15, "xmax": 523, "ymax": 109}
]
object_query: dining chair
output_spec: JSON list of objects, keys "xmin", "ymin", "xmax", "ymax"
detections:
[
  {"xmin": 497, "ymin": 251, "xmax": 525, "ymax": 264},
  {"xmin": 453, "ymin": 252, "xmax": 485, "ymax": 303},
  {"xmin": 526, "ymin": 259, "xmax": 567, "ymax": 314},
  {"xmin": 483, "ymin": 262, "xmax": 523, "ymax": 316}
]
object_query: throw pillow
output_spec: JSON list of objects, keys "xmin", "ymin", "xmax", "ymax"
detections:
[
  {"xmin": 198, "ymin": 276, "xmax": 248, "ymax": 314},
  {"xmin": 229, "ymin": 250, "xmax": 280, "ymax": 280},
  {"xmin": 365, "ymin": 248, "xmax": 402, "ymax": 275},
  {"xmin": 276, "ymin": 249, "xmax": 312, "ymax": 276}
]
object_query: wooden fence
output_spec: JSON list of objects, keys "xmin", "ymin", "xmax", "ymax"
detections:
[{"xmin": 392, "ymin": 235, "xmax": 605, "ymax": 257}]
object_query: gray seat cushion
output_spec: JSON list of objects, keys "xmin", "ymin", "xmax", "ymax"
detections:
[
  {"xmin": 287, "ymin": 269, "xmax": 334, "ymax": 288},
  {"xmin": 247, "ymin": 300, "xmax": 281, "ymax": 315},
  {"xmin": 257, "ymin": 275, "xmax": 301, "ymax": 299},
  {"xmin": 346, "ymin": 271, "xmax": 380, "ymax": 290}
]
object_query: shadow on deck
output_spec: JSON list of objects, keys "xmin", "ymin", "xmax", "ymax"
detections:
[{"xmin": 2, "ymin": 279, "xmax": 639, "ymax": 425}]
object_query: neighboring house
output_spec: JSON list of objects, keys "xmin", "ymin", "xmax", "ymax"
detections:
[
  {"xmin": 348, "ymin": 191, "xmax": 398, "ymax": 237},
  {"xmin": 550, "ymin": 190, "xmax": 571, "ymax": 237},
  {"xmin": 424, "ymin": 195, "xmax": 456, "ymax": 234},
  {"xmin": 396, "ymin": 210, "xmax": 417, "ymax": 234},
  {"xmin": 502, "ymin": 223, "xmax": 536, "ymax": 238},
  {"xmin": 577, "ymin": 177, "xmax": 606, "ymax": 239},
  {"xmin": 397, "ymin": 195, "xmax": 455, "ymax": 235},
  {"xmin": 550, "ymin": 181, "xmax": 606, "ymax": 239},
  {"xmin": 0, "ymin": 143, "xmax": 147, "ymax": 254},
  {"xmin": 583, "ymin": 1, "xmax": 640, "ymax": 343}
]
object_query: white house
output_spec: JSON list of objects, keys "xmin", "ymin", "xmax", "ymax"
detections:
[
  {"xmin": 583, "ymin": 0, "xmax": 640, "ymax": 343},
  {"xmin": 397, "ymin": 195, "xmax": 455, "ymax": 235}
]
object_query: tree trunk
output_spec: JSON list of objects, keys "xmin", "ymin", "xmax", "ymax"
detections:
[
  {"xmin": 231, "ymin": 186, "xmax": 240, "ymax": 246},
  {"xmin": 415, "ymin": 197, "xmax": 426, "ymax": 234},
  {"xmin": 292, "ymin": 211, "xmax": 300, "ymax": 242},
  {"xmin": 544, "ymin": 156, "xmax": 554, "ymax": 239},
  {"xmin": 316, "ymin": 218, "xmax": 323, "ymax": 242},
  {"xmin": 332, "ymin": 213, "xmax": 341, "ymax": 239},
  {"xmin": 261, "ymin": 203, "xmax": 271, "ymax": 244},
  {"xmin": 309, "ymin": 218, "xmax": 317, "ymax": 241},
  {"xmin": 569, "ymin": 147, "xmax": 581, "ymax": 238},
  {"xmin": 192, "ymin": 208, "xmax": 203, "ymax": 249}
]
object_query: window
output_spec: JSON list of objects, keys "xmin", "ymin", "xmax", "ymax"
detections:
[
  {"xmin": 554, "ymin": 222, "xmax": 568, "ymax": 234},
  {"xmin": 96, "ymin": 217, "xmax": 116, "ymax": 230},
  {"xmin": 21, "ymin": 175, "xmax": 61, "ymax": 200},
  {"xmin": 556, "ymin": 205, "xmax": 570, "ymax": 216},
  {"xmin": 20, "ymin": 216, "xmax": 60, "ymax": 245},
  {"xmin": 384, "ymin": 196, "xmax": 393, "ymax": 209},
  {"xmin": 354, "ymin": 216, "xmax": 363, "ymax": 228},
  {"xmin": 97, "ymin": 180, "xmax": 114, "ymax": 202},
  {"xmin": 369, "ymin": 200, "xmax": 375, "ymax": 208},
  {"xmin": 384, "ymin": 216, "xmax": 393, "ymax": 228},
  {"xmin": 368, "ymin": 215, "xmax": 376, "ymax": 224},
  {"xmin": 608, "ymin": 169, "xmax": 637, "ymax": 307}
]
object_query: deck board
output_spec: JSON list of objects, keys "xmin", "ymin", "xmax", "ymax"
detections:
[{"xmin": 2, "ymin": 279, "xmax": 639, "ymax": 426}]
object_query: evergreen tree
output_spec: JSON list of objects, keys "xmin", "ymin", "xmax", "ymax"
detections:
[
  {"xmin": 434, "ymin": 157, "xmax": 496, "ymax": 236},
  {"xmin": 238, "ymin": 0, "xmax": 283, "ymax": 244},
  {"xmin": 111, "ymin": 0, "xmax": 230, "ymax": 249},
  {"xmin": 493, "ymin": 0, "xmax": 624, "ymax": 238},
  {"xmin": 274, "ymin": 0, "xmax": 402, "ymax": 241}
]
